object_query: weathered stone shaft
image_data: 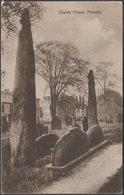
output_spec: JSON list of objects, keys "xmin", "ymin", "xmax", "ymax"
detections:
[
  {"xmin": 88, "ymin": 70, "xmax": 98, "ymax": 128},
  {"xmin": 10, "ymin": 9, "xmax": 36, "ymax": 166}
]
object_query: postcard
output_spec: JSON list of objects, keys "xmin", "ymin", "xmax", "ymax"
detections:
[{"xmin": 1, "ymin": 1, "xmax": 123, "ymax": 194}]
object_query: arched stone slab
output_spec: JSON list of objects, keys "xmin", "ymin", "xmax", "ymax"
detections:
[
  {"xmin": 29, "ymin": 134, "xmax": 58, "ymax": 160},
  {"xmin": 87, "ymin": 125, "xmax": 104, "ymax": 148},
  {"xmin": 52, "ymin": 127, "xmax": 89, "ymax": 166}
]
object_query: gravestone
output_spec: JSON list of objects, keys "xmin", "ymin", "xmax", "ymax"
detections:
[
  {"xmin": 65, "ymin": 116, "xmax": 73, "ymax": 126},
  {"xmin": 10, "ymin": 9, "xmax": 36, "ymax": 166},
  {"xmin": 51, "ymin": 117, "xmax": 62, "ymax": 130},
  {"xmin": 83, "ymin": 116, "xmax": 88, "ymax": 132},
  {"xmin": 87, "ymin": 125, "xmax": 104, "ymax": 148},
  {"xmin": 36, "ymin": 123, "xmax": 48, "ymax": 138},
  {"xmin": 88, "ymin": 70, "xmax": 98, "ymax": 128},
  {"xmin": 52, "ymin": 126, "xmax": 89, "ymax": 166},
  {"xmin": 30, "ymin": 134, "xmax": 58, "ymax": 160}
]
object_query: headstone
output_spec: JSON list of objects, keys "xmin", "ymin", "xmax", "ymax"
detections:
[
  {"xmin": 36, "ymin": 123, "xmax": 48, "ymax": 138},
  {"xmin": 87, "ymin": 125, "xmax": 104, "ymax": 148},
  {"xmin": 52, "ymin": 126, "xmax": 89, "ymax": 166},
  {"xmin": 30, "ymin": 134, "xmax": 58, "ymax": 160},
  {"xmin": 88, "ymin": 70, "xmax": 98, "ymax": 128},
  {"xmin": 72, "ymin": 124, "xmax": 81, "ymax": 128},
  {"xmin": 65, "ymin": 116, "xmax": 73, "ymax": 126},
  {"xmin": 51, "ymin": 117, "xmax": 62, "ymax": 130},
  {"xmin": 83, "ymin": 117, "xmax": 88, "ymax": 132},
  {"xmin": 10, "ymin": 9, "xmax": 36, "ymax": 166}
]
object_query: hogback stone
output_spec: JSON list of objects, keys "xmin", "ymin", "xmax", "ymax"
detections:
[
  {"xmin": 87, "ymin": 125, "xmax": 104, "ymax": 148},
  {"xmin": 52, "ymin": 127, "xmax": 89, "ymax": 166},
  {"xmin": 30, "ymin": 134, "xmax": 58, "ymax": 160}
]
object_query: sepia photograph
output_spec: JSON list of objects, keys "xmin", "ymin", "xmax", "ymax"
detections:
[{"xmin": 1, "ymin": 1, "xmax": 123, "ymax": 194}]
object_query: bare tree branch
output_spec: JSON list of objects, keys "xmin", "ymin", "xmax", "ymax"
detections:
[{"xmin": 35, "ymin": 41, "xmax": 89, "ymax": 120}]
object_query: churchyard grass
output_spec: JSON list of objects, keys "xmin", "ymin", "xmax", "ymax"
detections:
[
  {"xmin": 101, "ymin": 122, "xmax": 122, "ymax": 143},
  {"xmin": 1, "ymin": 122, "xmax": 122, "ymax": 193}
]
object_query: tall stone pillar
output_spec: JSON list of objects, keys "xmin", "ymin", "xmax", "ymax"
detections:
[
  {"xmin": 82, "ymin": 97, "xmax": 88, "ymax": 132},
  {"xmin": 88, "ymin": 70, "xmax": 98, "ymax": 128},
  {"xmin": 10, "ymin": 9, "xmax": 36, "ymax": 167}
]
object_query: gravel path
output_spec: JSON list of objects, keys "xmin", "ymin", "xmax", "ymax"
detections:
[{"xmin": 37, "ymin": 143, "xmax": 122, "ymax": 194}]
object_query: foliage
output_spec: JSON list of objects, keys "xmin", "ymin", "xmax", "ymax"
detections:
[
  {"xmin": 35, "ymin": 41, "xmax": 89, "ymax": 120},
  {"xmin": 57, "ymin": 94, "xmax": 76, "ymax": 117},
  {"xmin": 98, "ymin": 89, "xmax": 122, "ymax": 107},
  {"xmin": 97, "ymin": 89, "xmax": 122, "ymax": 122},
  {"xmin": 95, "ymin": 61, "xmax": 120, "ymax": 92},
  {"xmin": 1, "ymin": 1, "xmax": 45, "ymax": 36},
  {"xmin": 2, "ymin": 142, "xmax": 68, "ymax": 194},
  {"xmin": 101, "ymin": 123, "xmax": 122, "ymax": 143}
]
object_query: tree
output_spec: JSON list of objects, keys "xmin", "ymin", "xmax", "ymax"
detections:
[
  {"xmin": 94, "ymin": 62, "xmax": 121, "ymax": 120},
  {"xmin": 97, "ymin": 89, "xmax": 122, "ymax": 123},
  {"xmin": 1, "ymin": 1, "xmax": 45, "ymax": 36},
  {"xmin": 1, "ymin": 1, "xmax": 45, "ymax": 56},
  {"xmin": 35, "ymin": 41, "xmax": 89, "ymax": 129},
  {"xmin": 57, "ymin": 94, "xmax": 76, "ymax": 116},
  {"xmin": 95, "ymin": 61, "xmax": 120, "ymax": 103}
]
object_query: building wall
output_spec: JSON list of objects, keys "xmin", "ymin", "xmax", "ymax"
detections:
[
  {"xmin": 1, "ymin": 90, "xmax": 42, "ymax": 127},
  {"xmin": 2, "ymin": 102, "xmax": 12, "ymax": 116},
  {"xmin": 39, "ymin": 98, "xmax": 51, "ymax": 122}
]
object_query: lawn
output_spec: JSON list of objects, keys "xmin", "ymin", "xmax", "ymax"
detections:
[{"xmin": 100, "ymin": 122, "xmax": 122, "ymax": 143}]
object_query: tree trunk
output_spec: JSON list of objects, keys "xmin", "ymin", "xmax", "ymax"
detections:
[
  {"xmin": 10, "ymin": 9, "xmax": 36, "ymax": 167},
  {"xmin": 50, "ymin": 97, "xmax": 58, "ymax": 129},
  {"xmin": 103, "ymin": 82, "xmax": 107, "ymax": 122}
]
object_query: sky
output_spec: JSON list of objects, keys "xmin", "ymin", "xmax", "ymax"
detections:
[{"xmin": 1, "ymin": 1, "xmax": 122, "ymax": 98}]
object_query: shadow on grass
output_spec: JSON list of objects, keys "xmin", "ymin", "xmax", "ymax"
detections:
[
  {"xmin": 98, "ymin": 167, "xmax": 122, "ymax": 194},
  {"xmin": 2, "ymin": 144, "xmax": 69, "ymax": 194}
]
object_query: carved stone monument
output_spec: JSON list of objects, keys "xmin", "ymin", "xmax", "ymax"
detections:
[
  {"xmin": 52, "ymin": 126, "xmax": 89, "ymax": 166},
  {"xmin": 88, "ymin": 70, "xmax": 98, "ymax": 128},
  {"xmin": 30, "ymin": 134, "xmax": 58, "ymax": 160},
  {"xmin": 87, "ymin": 125, "xmax": 104, "ymax": 148},
  {"xmin": 10, "ymin": 9, "xmax": 36, "ymax": 166},
  {"xmin": 87, "ymin": 70, "xmax": 104, "ymax": 147}
]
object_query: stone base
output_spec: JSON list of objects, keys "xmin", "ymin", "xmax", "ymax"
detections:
[{"xmin": 46, "ymin": 140, "xmax": 109, "ymax": 171}]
